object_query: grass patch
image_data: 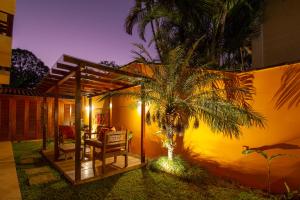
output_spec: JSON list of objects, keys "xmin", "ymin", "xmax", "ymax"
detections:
[{"xmin": 13, "ymin": 140, "xmax": 276, "ymax": 200}]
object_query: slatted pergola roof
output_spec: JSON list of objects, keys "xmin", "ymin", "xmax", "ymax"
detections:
[
  {"xmin": 36, "ymin": 55, "xmax": 143, "ymax": 97},
  {"xmin": 0, "ymin": 87, "xmax": 43, "ymax": 96}
]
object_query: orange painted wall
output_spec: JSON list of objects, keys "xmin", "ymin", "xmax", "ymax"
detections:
[
  {"xmin": 137, "ymin": 64, "xmax": 300, "ymax": 192},
  {"xmin": 82, "ymin": 63, "xmax": 300, "ymax": 193},
  {"xmin": 143, "ymin": 63, "xmax": 300, "ymax": 193}
]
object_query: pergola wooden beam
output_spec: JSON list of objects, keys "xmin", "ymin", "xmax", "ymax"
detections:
[
  {"xmin": 46, "ymin": 70, "xmax": 77, "ymax": 93},
  {"xmin": 83, "ymin": 69, "xmax": 131, "ymax": 86},
  {"xmin": 81, "ymin": 74, "xmax": 130, "ymax": 87},
  {"xmin": 63, "ymin": 54, "xmax": 145, "ymax": 78},
  {"xmin": 52, "ymin": 68, "xmax": 70, "ymax": 76},
  {"xmin": 58, "ymin": 62, "xmax": 122, "ymax": 82},
  {"xmin": 59, "ymin": 81, "xmax": 107, "ymax": 92},
  {"xmin": 44, "ymin": 93, "xmax": 75, "ymax": 99},
  {"xmin": 56, "ymin": 73, "xmax": 126, "ymax": 89},
  {"xmin": 96, "ymin": 84, "xmax": 138, "ymax": 96},
  {"xmin": 48, "ymin": 74, "xmax": 63, "ymax": 80},
  {"xmin": 56, "ymin": 63, "xmax": 77, "ymax": 71}
]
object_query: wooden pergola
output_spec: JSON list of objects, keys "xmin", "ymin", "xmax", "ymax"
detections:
[{"xmin": 37, "ymin": 55, "xmax": 146, "ymax": 183}]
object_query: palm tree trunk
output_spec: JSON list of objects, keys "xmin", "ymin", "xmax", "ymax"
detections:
[
  {"xmin": 216, "ymin": 9, "xmax": 228, "ymax": 66},
  {"xmin": 168, "ymin": 145, "xmax": 174, "ymax": 160},
  {"xmin": 146, "ymin": 0, "xmax": 163, "ymax": 61},
  {"xmin": 166, "ymin": 125, "xmax": 174, "ymax": 160},
  {"xmin": 150, "ymin": 20, "xmax": 163, "ymax": 61}
]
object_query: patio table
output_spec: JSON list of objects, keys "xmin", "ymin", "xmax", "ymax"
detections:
[{"xmin": 59, "ymin": 143, "xmax": 83, "ymax": 160}]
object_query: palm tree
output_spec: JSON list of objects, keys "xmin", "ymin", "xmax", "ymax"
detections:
[
  {"xmin": 125, "ymin": 0, "xmax": 264, "ymax": 70},
  {"xmin": 101, "ymin": 41, "xmax": 265, "ymax": 160}
]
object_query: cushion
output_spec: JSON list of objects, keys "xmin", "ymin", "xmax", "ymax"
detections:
[{"xmin": 59, "ymin": 125, "xmax": 75, "ymax": 139}]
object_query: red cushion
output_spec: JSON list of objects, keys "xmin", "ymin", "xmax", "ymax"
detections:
[{"xmin": 59, "ymin": 126, "xmax": 75, "ymax": 139}]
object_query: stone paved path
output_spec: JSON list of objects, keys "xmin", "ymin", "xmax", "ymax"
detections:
[{"xmin": 0, "ymin": 141, "xmax": 22, "ymax": 200}]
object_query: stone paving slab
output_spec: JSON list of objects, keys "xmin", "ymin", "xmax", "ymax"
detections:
[
  {"xmin": 28, "ymin": 172, "xmax": 58, "ymax": 185},
  {"xmin": 0, "ymin": 141, "xmax": 22, "ymax": 200},
  {"xmin": 20, "ymin": 157, "xmax": 35, "ymax": 164},
  {"xmin": 25, "ymin": 166, "xmax": 52, "ymax": 176}
]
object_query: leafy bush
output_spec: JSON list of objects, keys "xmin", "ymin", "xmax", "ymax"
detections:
[{"xmin": 148, "ymin": 156, "xmax": 207, "ymax": 181}]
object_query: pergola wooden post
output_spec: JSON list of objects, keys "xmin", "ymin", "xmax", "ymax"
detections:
[
  {"xmin": 141, "ymin": 85, "xmax": 146, "ymax": 163},
  {"xmin": 108, "ymin": 96, "xmax": 112, "ymax": 127},
  {"xmin": 42, "ymin": 96, "xmax": 47, "ymax": 150},
  {"xmin": 88, "ymin": 96, "xmax": 92, "ymax": 134},
  {"xmin": 54, "ymin": 87, "xmax": 59, "ymax": 160},
  {"xmin": 74, "ymin": 67, "xmax": 82, "ymax": 182}
]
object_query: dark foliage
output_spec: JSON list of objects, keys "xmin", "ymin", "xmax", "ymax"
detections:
[
  {"xmin": 125, "ymin": 0, "xmax": 265, "ymax": 70},
  {"xmin": 10, "ymin": 48, "xmax": 49, "ymax": 88},
  {"xmin": 99, "ymin": 60, "xmax": 120, "ymax": 69}
]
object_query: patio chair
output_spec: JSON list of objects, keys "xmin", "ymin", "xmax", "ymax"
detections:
[
  {"xmin": 83, "ymin": 125, "xmax": 109, "ymax": 158},
  {"xmin": 92, "ymin": 130, "xmax": 128, "ymax": 174},
  {"xmin": 58, "ymin": 125, "xmax": 83, "ymax": 160}
]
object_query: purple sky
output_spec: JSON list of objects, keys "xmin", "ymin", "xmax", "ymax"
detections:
[{"xmin": 12, "ymin": 0, "xmax": 155, "ymax": 67}]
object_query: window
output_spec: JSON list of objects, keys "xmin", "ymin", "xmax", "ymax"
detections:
[
  {"xmin": 0, "ymin": 11, "xmax": 14, "ymax": 37},
  {"xmin": 64, "ymin": 103, "xmax": 75, "ymax": 126}
]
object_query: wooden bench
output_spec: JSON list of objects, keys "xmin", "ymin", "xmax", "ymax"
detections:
[{"xmin": 92, "ymin": 130, "xmax": 128, "ymax": 173}]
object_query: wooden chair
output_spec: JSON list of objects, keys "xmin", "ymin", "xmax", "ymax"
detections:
[
  {"xmin": 93, "ymin": 130, "xmax": 128, "ymax": 174},
  {"xmin": 58, "ymin": 125, "xmax": 83, "ymax": 160}
]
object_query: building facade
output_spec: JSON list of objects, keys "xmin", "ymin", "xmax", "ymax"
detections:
[
  {"xmin": 252, "ymin": 0, "xmax": 300, "ymax": 68},
  {"xmin": 0, "ymin": 0, "xmax": 16, "ymax": 84}
]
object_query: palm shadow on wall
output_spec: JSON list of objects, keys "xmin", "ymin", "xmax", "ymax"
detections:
[
  {"xmin": 273, "ymin": 65, "xmax": 300, "ymax": 109},
  {"xmin": 245, "ymin": 143, "xmax": 300, "ymax": 151}
]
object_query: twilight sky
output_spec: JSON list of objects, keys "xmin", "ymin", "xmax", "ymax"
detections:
[{"xmin": 12, "ymin": 0, "xmax": 155, "ymax": 67}]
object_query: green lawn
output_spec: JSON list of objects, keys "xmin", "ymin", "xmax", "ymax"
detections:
[{"xmin": 13, "ymin": 141, "xmax": 274, "ymax": 200}]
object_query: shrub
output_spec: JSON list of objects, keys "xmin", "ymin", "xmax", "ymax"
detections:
[{"xmin": 148, "ymin": 156, "xmax": 207, "ymax": 182}]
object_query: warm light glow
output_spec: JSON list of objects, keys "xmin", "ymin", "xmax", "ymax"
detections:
[
  {"xmin": 137, "ymin": 101, "xmax": 142, "ymax": 115},
  {"xmin": 137, "ymin": 101, "xmax": 150, "ymax": 115},
  {"xmin": 91, "ymin": 134, "xmax": 97, "ymax": 139},
  {"xmin": 85, "ymin": 106, "xmax": 94, "ymax": 113},
  {"xmin": 137, "ymin": 101, "xmax": 149, "ymax": 115},
  {"xmin": 153, "ymin": 156, "xmax": 186, "ymax": 175},
  {"xmin": 109, "ymin": 102, "xmax": 112, "ymax": 109}
]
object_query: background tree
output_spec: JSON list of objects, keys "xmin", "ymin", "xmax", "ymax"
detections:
[
  {"xmin": 125, "ymin": 0, "xmax": 264, "ymax": 70},
  {"xmin": 102, "ymin": 42, "xmax": 265, "ymax": 160},
  {"xmin": 99, "ymin": 60, "xmax": 120, "ymax": 69},
  {"xmin": 10, "ymin": 48, "xmax": 49, "ymax": 88}
]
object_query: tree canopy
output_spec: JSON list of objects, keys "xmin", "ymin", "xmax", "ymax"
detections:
[
  {"xmin": 10, "ymin": 48, "xmax": 49, "ymax": 88},
  {"xmin": 126, "ymin": 0, "xmax": 264, "ymax": 70}
]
